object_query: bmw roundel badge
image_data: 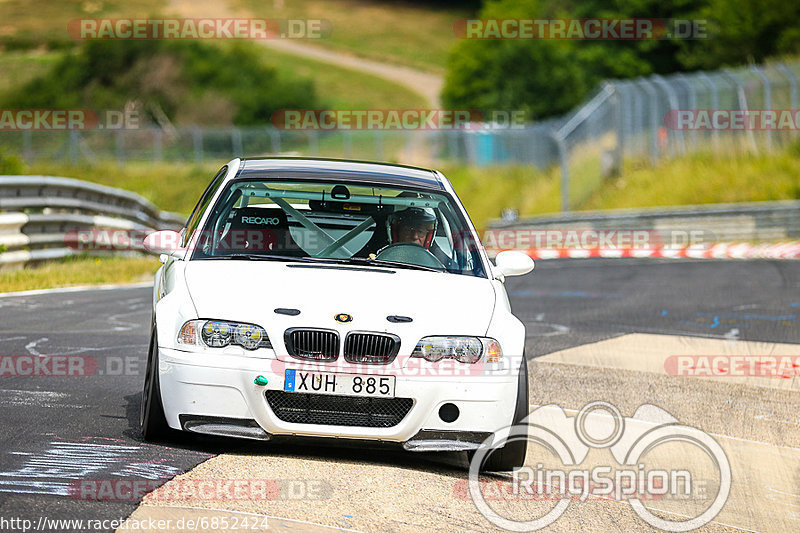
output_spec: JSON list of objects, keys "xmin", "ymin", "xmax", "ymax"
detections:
[{"xmin": 334, "ymin": 313, "xmax": 353, "ymax": 323}]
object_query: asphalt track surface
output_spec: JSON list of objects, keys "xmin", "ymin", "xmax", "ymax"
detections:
[{"xmin": 0, "ymin": 258, "xmax": 797, "ymax": 532}]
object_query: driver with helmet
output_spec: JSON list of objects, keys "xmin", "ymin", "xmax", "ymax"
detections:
[
  {"xmin": 355, "ymin": 203, "xmax": 476, "ymax": 273},
  {"xmin": 370, "ymin": 207, "xmax": 453, "ymax": 269},
  {"xmin": 387, "ymin": 207, "xmax": 437, "ymax": 249}
]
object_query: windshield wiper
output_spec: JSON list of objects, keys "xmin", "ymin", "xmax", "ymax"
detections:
[
  {"xmin": 339, "ymin": 257, "xmax": 443, "ymax": 272},
  {"xmin": 218, "ymin": 253, "xmax": 442, "ymax": 272},
  {"xmin": 219, "ymin": 254, "xmax": 320, "ymax": 263}
]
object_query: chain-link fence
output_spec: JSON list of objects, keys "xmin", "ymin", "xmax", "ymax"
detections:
[
  {"xmin": 0, "ymin": 60, "xmax": 797, "ymax": 212},
  {"xmin": 551, "ymin": 60, "xmax": 800, "ymax": 210},
  {"xmin": 0, "ymin": 122, "xmax": 562, "ymax": 171}
]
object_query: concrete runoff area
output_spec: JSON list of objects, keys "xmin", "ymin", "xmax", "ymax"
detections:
[
  {"xmin": 118, "ymin": 333, "xmax": 800, "ymax": 532},
  {"xmin": 538, "ymin": 333, "xmax": 800, "ymax": 391}
]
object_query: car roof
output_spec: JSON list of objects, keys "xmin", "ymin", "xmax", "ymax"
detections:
[{"xmin": 235, "ymin": 157, "xmax": 445, "ymax": 191}]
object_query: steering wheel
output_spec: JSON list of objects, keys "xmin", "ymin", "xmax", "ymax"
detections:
[{"xmin": 374, "ymin": 243, "xmax": 445, "ymax": 270}]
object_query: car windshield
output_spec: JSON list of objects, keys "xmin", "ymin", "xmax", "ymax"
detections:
[{"xmin": 190, "ymin": 178, "xmax": 487, "ymax": 278}]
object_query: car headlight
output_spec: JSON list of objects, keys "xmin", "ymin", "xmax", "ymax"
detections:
[
  {"xmin": 178, "ymin": 320, "xmax": 271, "ymax": 350},
  {"xmin": 411, "ymin": 336, "xmax": 501, "ymax": 364}
]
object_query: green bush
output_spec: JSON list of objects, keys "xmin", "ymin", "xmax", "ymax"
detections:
[
  {"xmin": 0, "ymin": 148, "xmax": 24, "ymax": 175},
  {"xmin": 1, "ymin": 40, "xmax": 318, "ymax": 126},
  {"xmin": 0, "ymin": 36, "xmax": 73, "ymax": 52}
]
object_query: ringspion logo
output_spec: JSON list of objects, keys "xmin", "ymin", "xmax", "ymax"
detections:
[{"xmin": 469, "ymin": 401, "xmax": 730, "ymax": 531}]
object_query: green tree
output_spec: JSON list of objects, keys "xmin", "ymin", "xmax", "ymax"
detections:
[
  {"xmin": 442, "ymin": 0, "xmax": 649, "ymax": 119},
  {"xmin": 442, "ymin": 0, "xmax": 800, "ymax": 119},
  {"xmin": 677, "ymin": 0, "xmax": 800, "ymax": 68}
]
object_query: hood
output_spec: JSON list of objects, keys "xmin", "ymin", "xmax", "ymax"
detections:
[{"xmin": 184, "ymin": 260, "xmax": 497, "ymax": 358}]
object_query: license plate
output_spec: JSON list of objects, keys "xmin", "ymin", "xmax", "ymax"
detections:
[{"xmin": 283, "ymin": 369, "xmax": 395, "ymax": 398}]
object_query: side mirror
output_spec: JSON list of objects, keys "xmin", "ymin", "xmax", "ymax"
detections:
[
  {"xmin": 143, "ymin": 230, "xmax": 185, "ymax": 259},
  {"xmin": 494, "ymin": 250, "xmax": 534, "ymax": 279}
]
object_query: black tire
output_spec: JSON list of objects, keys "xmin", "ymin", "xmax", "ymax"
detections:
[
  {"xmin": 140, "ymin": 329, "xmax": 171, "ymax": 441},
  {"xmin": 472, "ymin": 354, "xmax": 529, "ymax": 472}
]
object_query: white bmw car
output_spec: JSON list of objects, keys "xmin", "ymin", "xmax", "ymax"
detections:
[{"xmin": 141, "ymin": 158, "xmax": 534, "ymax": 471}]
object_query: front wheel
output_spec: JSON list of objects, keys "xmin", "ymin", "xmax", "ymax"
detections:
[
  {"xmin": 140, "ymin": 329, "xmax": 171, "ymax": 441},
  {"xmin": 470, "ymin": 353, "xmax": 529, "ymax": 472}
]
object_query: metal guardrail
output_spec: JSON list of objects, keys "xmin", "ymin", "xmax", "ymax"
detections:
[
  {"xmin": 0, "ymin": 176, "xmax": 185, "ymax": 269},
  {"xmin": 489, "ymin": 200, "xmax": 800, "ymax": 244}
]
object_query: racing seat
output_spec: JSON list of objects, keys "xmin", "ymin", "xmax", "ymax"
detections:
[{"xmin": 218, "ymin": 207, "xmax": 305, "ymax": 255}]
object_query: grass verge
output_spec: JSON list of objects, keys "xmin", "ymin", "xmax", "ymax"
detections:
[
  {"xmin": 443, "ymin": 144, "xmax": 800, "ymax": 228},
  {"xmin": 26, "ymin": 161, "xmax": 219, "ymax": 215},
  {"xmin": 263, "ymin": 46, "xmax": 427, "ymax": 109},
  {"xmin": 0, "ymin": 50, "xmax": 62, "ymax": 93},
  {"xmin": 234, "ymin": 0, "xmax": 468, "ymax": 72},
  {"xmin": 1, "ymin": 43, "xmax": 427, "ymax": 119},
  {"xmin": 442, "ymin": 164, "xmax": 560, "ymax": 229},
  {"xmin": 1, "ymin": 0, "xmax": 465, "ymax": 71},
  {"xmin": 0, "ymin": 255, "xmax": 159, "ymax": 293},
  {"xmin": 583, "ymin": 149, "xmax": 800, "ymax": 210},
  {"xmin": 0, "ymin": 0, "xmax": 165, "ymax": 47}
]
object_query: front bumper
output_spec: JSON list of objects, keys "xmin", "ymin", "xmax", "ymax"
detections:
[{"xmin": 157, "ymin": 347, "xmax": 518, "ymax": 448}]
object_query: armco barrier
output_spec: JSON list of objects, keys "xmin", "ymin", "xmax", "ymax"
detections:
[
  {"xmin": 487, "ymin": 200, "xmax": 800, "ymax": 260},
  {"xmin": 0, "ymin": 176, "xmax": 184, "ymax": 269}
]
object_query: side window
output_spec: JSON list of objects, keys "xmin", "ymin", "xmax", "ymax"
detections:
[{"xmin": 182, "ymin": 166, "xmax": 228, "ymax": 247}]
